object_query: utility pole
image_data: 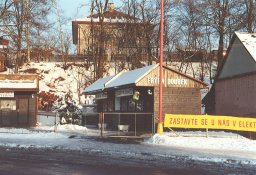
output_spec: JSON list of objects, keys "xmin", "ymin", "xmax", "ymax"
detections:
[{"xmin": 157, "ymin": 0, "xmax": 164, "ymax": 134}]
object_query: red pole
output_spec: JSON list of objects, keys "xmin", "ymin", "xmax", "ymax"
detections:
[
  {"xmin": 157, "ymin": 0, "xmax": 164, "ymax": 134},
  {"xmin": 100, "ymin": 112, "xmax": 103, "ymax": 137}
]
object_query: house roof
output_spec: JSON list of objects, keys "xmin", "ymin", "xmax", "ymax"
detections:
[
  {"xmin": 72, "ymin": 9, "xmax": 153, "ymax": 45},
  {"xmin": 83, "ymin": 64, "xmax": 207, "ymax": 94},
  {"xmin": 235, "ymin": 32, "xmax": 256, "ymax": 62},
  {"xmin": 217, "ymin": 32, "xmax": 256, "ymax": 79},
  {"xmin": 73, "ymin": 9, "xmax": 139, "ymax": 23},
  {"xmin": 83, "ymin": 64, "xmax": 157, "ymax": 94},
  {"xmin": 83, "ymin": 75, "xmax": 114, "ymax": 94}
]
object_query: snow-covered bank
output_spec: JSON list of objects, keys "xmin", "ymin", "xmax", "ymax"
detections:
[
  {"xmin": 145, "ymin": 131, "xmax": 256, "ymax": 164},
  {"xmin": 146, "ymin": 132, "xmax": 256, "ymax": 153}
]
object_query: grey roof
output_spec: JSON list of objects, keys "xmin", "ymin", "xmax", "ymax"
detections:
[
  {"xmin": 235, "ymin": 32, "xmax": 256, "ymax": 62},
  {"xmin": 83, "ymin": 75, "xmax": 114, "ymax": 93},
  {"xmin": 83, "ymin": 64, "xmax": 158, "ymax": 94}
]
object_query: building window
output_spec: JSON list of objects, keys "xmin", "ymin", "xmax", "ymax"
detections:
[
  {"xmin": 0, "ymin": 100, "xmax": 16, "ymax": 110},
  {"xmin": 120, "ymin": 96, "xmax": 144, "ymax": 112},
  {"xmin": 128, "ymin": 98, "xmax": 135, "ymax": 111},
  {"xmin": 136, "ymin": 99, "xmax": 144, "ymax": 112},
  {"xmin": 102, "ymin": 99, "xmax": 114, "ymax": 112},
  {"xmin": 120, "ymin": 97, "xmax": 128, "ymax": 111},
  {"xmin": 107, "ymin": 100, "xmax": 114, "ymax": 112}
]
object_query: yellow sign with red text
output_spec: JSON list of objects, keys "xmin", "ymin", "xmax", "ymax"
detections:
[{"xmin": 164, "ymin": 114, "xmax": 256, "ymax": 132}]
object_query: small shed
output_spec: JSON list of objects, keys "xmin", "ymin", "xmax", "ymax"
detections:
[
  {"xmin": 211, "ymin": 32, "xmax": 256, "ymax": 117},
  {"xmin": 83, "ymin": 64, "xmax": 207, "ymax": 132},
  {"xmin": 0, "ymin": 74, "xmax": 39, "ymax": 127}
]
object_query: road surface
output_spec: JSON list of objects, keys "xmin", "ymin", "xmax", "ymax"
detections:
[{"xmin": 0, "ymin": 136, "xmax": 255, "ymax": 175}]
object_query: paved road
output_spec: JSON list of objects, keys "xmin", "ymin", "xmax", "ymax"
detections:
[
  {"xmin": 0, "ymin": 147, "xmax": 211, "ymax": 175},
  {"xmin": 0, "ymin": 136, "xmax": 255, "ymax": 175},
  {"xmin": 0, "ymin": 145, "xmax": 254, "ymax": 175}
]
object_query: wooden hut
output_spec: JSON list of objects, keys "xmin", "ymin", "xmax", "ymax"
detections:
[
  {"xmin": 0, "ymin": 74, "xmax": 39, "ymax": 127},
  {"xmin": 83, "ymin": 64, "xmax": 207, "ymax": 132}
]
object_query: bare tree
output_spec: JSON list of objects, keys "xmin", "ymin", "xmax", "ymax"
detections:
[
  {"xmin": 92, "ymin": 0, "xmax": 109, "ymax": 79},
  {"xmin": 0, "ymin": 0, "xmax": 14, "ymax": 19},
  {"xmin": 243, "ymin": 0, "xmax": 256, "ymax": 32},
  {"xmin": 1, "ymin": 0, "xmax": 51, "ymax": 70}
]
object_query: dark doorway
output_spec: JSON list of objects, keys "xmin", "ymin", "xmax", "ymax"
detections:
[{"xmin": 18, "ymin": 98, "xmax": 29, "ymax": 126}]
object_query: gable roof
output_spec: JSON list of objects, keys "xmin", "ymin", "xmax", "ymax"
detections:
[
  {"xmin": 235, "ymin": 32, "xmax": 256, "ymax": 62},
  {"xmin": 83, "ymin": 64, "xmax": 157, "ymax": 94},
  {"xmin": 105, "ymin": 64, "xmax": 158, "ymax": 88},
  {"xmin": 83, "ymin": 64, "xmax": 207, "ymax": 94},
  {"xmin": 218, "ymin": 32, "xmax": 256, "ymax": 79}
]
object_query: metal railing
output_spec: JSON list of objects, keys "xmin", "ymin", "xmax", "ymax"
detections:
[{"xmin": 96, "ymin": 112, "xmax": 154, "ymax": 137}]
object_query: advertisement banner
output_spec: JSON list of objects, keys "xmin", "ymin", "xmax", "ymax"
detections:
[{"xmin": 164, "ymin": 114, "xmax": 256, "ymax": 132}]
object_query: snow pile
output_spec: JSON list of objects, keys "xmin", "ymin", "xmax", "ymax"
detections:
[
  {"xmin": 18, "ymin": 62, "xmax": 94, "ymax": 104},
  {"xmin": 0, "ymin": 128, "xmax": 32, "ymax": 134},
  {"xmin": 56, "ymin": 124, "xmax": 88, "ymax": 132},
  {"xmin": 146, "ymin": 132, "xmax": 256, "ymax": 154}
]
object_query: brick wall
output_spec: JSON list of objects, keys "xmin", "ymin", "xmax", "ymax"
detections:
[{"xmin": 154, "ymin": 87, "xmax": 201, "ymax": 119}]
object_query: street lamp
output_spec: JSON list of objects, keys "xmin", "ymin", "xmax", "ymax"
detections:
[{"xmin": 157, "ymin": 0, "xmax": 164, "ymax": 134}]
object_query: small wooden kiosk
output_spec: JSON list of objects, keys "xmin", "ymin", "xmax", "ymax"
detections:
[
  {"xmin": 83, "ymin": 64, "xmax": 207, "ymax": 132},
  {"xmin": 0, "ymin": 74, "xmax": 39, "ymax": 127}
]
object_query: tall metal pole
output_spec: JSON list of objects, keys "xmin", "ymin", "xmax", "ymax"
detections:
[{"xmin": 157, "ymin": 0, "xmax": 164, "ymax": 134}]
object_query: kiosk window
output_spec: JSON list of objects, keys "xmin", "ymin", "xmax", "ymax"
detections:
[
  {"xmin": 0, "ymin": 100, "xmax": 16, "ymax": 110},
  {"xmin": 136, "ymin": 100, "xmax": 144, "ymax": 112},
  {"xmin": 128, "ymin": 99, "xmax": 135, "ymax": 111},
  {"xmin": 102, "ymin": 99, "xmax": 114, "ymax": 112},
  {"xmin": 107, "ymin": 100, "xmax": 114, "ymax": 112},
  {"xmin": 120, "ymin": 97, "xmax": 128, "ymax": 111},
  {"xmin": 120, "ymin": 96, "xmax": 144, "ymax": 112}
]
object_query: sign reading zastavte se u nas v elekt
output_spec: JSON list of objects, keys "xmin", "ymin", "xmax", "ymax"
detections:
[{"xmin": 164, "ymin": 114, "xmax": 256, "ymax": 132}]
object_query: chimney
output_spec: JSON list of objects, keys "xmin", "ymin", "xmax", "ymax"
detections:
[{"xmin": 108, "ymin": 3, "xmax": 114, "ymax": 12}]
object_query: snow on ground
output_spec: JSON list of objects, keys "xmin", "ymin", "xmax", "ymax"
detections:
[
  {"xmin": 18, "ymin": 62, "xmax": 94, "ymax": 104},
  {"xmin": 146, "ymin": 132, "xmax": 256, "ymax": 153},
  {"xmin": 0, "ymin": 124, "xmax": 256, "ymax": 165}
]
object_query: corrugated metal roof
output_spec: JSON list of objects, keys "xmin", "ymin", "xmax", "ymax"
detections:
[
  {"xmin": 83, "ymin": 75, "xmax": 114, "ymax": 94},
  {"xmin": 105, "ymin": 64, "xmax": 158, "ymax": 88},
  {"xmin": 235, "ymin": 32, "xmax": 256, "ymax": 62},
  {"xmin": 83, "ymin": 64, "xmax": 158, "ymax": 94},
  {"xmin": 84, "ymin": 64, "xmax": 208, "ymax": 94}
]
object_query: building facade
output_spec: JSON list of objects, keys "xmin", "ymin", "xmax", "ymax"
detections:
[
  {"xmin": 204, "ymin": 32, "xmax": 256, "ymax": 117},
  {"xmin": 83, "ymin": 64, "xmax": 207, "ymax": 132},
  {"xmin": 72, "ymin": 4, "xmax": 156, "ymax": 64},
  {"xmin": 215, "ymin": 32, "xmax": 256, "ymax": 117},
  {"xmin": 0, "ymin": 74, "xmax": 39, "ymax": 127}
]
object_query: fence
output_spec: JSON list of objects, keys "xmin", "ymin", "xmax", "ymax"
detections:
[
  {"xmin": 37, "ymin": 111, "xmax": 58, "ymax": 131},
  {"xmin": 0, "ymin": 110, "xmax": 36, "ymax": 127},
  {"xmin": 84, "ymin": 112, "xmax": 154, "ymax": 137}
]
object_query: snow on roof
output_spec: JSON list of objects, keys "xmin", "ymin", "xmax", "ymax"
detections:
[
  {"xmin": 105, "ymin": 64, "xmax": 158, "ymax": 88},
  {"xmin": 73, "ymin": 16, "xmax": 127, "ymax": 23},
  {"xmin": 83, "ymin": 75, "xmax": 114, "ymax": 94},
  {"xmin": 235, "ymin": 32, "xmax": 256, "ymax": 62},
  {"xmin": 84, "ymin": 64, "xmax": 158, "ymax": 94},
  {"xmin": 73, "ymin": 9, "xmax": 139, "ymax": 24}
]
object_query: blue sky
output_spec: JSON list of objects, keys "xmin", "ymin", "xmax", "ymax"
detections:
[
  {"xmin": 59, "ymin": 0, "xmax": 121, "ymax": 20},
  {"xmin": 58, "ymin": 0, "xmax": 120, "ymax": 32},
  {"xmin": 59, "ymin": 0, "xmax": 88, "ymax": 20},
  {"xmin": 58, "ymin": 0, "xmax": 120, "ymax": 53}
]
